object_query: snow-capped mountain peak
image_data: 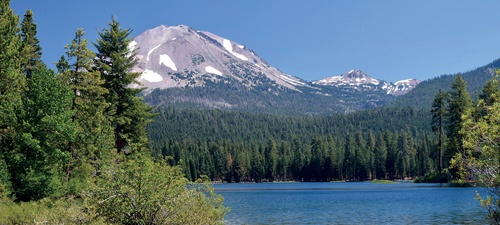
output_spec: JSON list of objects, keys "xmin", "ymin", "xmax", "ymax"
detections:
[
  {"xmin": 312, "ymin": 69, "xmax": 421, "ymax": 96},
  {"xmin": 130, "ymin": 24, "xmax": 307, "ymax": 93}
]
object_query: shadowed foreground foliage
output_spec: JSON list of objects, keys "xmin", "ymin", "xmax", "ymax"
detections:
[{"xmin": 0, "ymin": 153, "xmax": 227, "ymax": 225}]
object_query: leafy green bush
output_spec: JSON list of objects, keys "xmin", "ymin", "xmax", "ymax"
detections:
[
  {"xmin": 0, "ymin": 197, "xmax": 105, "ymax": 224},
  {"xmin": 85, "ymin": 152, "xmax": 228, "ymax": 224}
]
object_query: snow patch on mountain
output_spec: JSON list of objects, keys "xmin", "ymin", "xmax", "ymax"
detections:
[
  {"xmin": 159, "ymin": 54, "xmax": 177, "ymax": 71},
  {"xmin": 223, "ymin": 39, "xmax": 248, "ymax": 61},
  {"xmin": 205, "ymin": 66, "xmax": 222, "ymax": 76},
  {"xmin": 140, "ymin": 70, "xmax": 163, "ymax": 82},
  {"xmin": 147, "ymin": 44, "xmax": 161, "ymax": 61},
  {"xmin": 281, "ymin": 75, "xmax": 305, "ymax": 86}
]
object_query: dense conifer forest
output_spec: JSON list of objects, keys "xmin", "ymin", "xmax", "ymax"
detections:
[{"xmin": 146, "ymin": 106, "xmax": 436, "ymax": 182}]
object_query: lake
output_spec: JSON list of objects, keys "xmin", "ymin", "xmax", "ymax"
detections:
[{"xmin": 214, "ymin": 181, "xmax": 489, "ymax": 224}]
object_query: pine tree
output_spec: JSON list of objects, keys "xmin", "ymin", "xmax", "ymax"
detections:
[
  {"xmin": 431, "ymin": 89, "xmax": 449, "ymax": 178},
  {"xmin": 57, "ymin": 28, "xmax": 113, "ymax": 192},
  {"xmin": 344, "ymin": 134, "xmax": 356, "ymax": 181},
  {"xmin": 446, "ymin": 74, "xmax": 472, "ymax": 173},
  {"xmin": 20, "ymin": 9, "xmax": 42, "ymax": 78},
  {"xmin": 0, "ymin": 0, "xmax": 24, "ymax": 138},
  {"xmin": 0, "ymin": 0, "xmax": 24, "ymax": 194},
  {"xmin": 374, "ymin": 132, "xmax": 387, "ymax": 179},
  {"xmin": 265, "ymin": 137, "xmax": 278, "ymax": 181},
  {"xmin": 93, "ymin": 17, "xmax": 155, "ymax": 154},
  {"xmin": 6, "ymin": 67, "xmax": 75, "ymax": 201},
  {"xmin": 385, "ymin": 131, "xmax": 398, "ymax": 179},
  {"xmin": 310, "ymin": 136, "xmax": 325, "ymax": 181}
]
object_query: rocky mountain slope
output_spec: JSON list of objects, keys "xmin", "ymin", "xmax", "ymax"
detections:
[
  {"xmin": 129, "ymin": 24, "xmax": 306, "ymax": 94},
  {"xmin": 312, "ymin": 69, "xmax": 421, "ymax": 96},
  {"xmin": 130, "ymin": 24, "xmax": 425, "ymax": 115}
]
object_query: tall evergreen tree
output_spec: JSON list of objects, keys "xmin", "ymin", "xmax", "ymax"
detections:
[
  {"xmin": 6, "ymin": 67, "xmax": 75, "ymax": 201},
  {"xmin": 0, "ymin": 0, "xmax": 24, "ymax": 139},
  {"xmin": 310, "ymin": 136, "xmax": 325, "ymax": 181},
  {"xmin": 264, "ymin": 137, "xmax": 278, "ymax": 181},
  {"xmin": 93, "ymin": 17, "xmax": 155, "ymax": 153},
  {"xmin": 344, "ymin": 134, "xmax": 356, "ymax": 181},
  {"xmin": 385, "ymin": 131, "xmax": 397, "ymax": 179},
  {"xmin": 0, "ymin": 0, "xmax": 24, "ymax": 196},
  {"xmin": 374, "ymin": 132, "xmax": 387, "ymax": 179},
  {"xmin": 446, "ymin": 75, "xmax": 472, "ymax": 172},
  {"xmin": 57, "ymin": 28, "xmax": 113, "ymax": 191},
  {"xmin": 430, "ymin": 89, "xmax": 449, "ymax": 178},
  {"xmin": 20, "ymin": 9, "xmax": 42, "ymax": 78},
  {"xmin": 355, "ymin": 131, "xmax": 368, "ymax": 181}
]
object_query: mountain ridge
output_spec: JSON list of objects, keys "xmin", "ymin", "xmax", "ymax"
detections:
[{"xmin": 311, "ymin": 69, "xmax": 421, "ymax": 96}]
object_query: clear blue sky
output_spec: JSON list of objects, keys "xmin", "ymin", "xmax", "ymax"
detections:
[{"xmin": 11, "ymin": 1, "xmax": 500, "ymax": 83}]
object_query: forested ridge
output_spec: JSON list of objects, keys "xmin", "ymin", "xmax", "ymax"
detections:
[
  {"xmin": 147, "ymin": 105, "xmax": 431, "ymax": 147},
  {"xmin": 393, "ymin": 58, "xmax": 500, "ymax": 109}
]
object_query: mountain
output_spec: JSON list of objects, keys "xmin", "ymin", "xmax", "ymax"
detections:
[
  {"xmin": 311, "ymin": 69, "xmax": 421, "ymax": 96},
  {"xmin": 129, "ymin": 24, "xmax": 307, "ymax": 94},
  {"xmin": 130, "ymin": 25, "xmax": 421, "ymax": 115}
]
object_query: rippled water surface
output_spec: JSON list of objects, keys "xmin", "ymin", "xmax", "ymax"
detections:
[{"xmin": 214, "ymin": 182, "xmax": 489, "ymax": 224}]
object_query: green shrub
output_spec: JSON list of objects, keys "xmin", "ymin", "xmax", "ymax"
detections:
[
  {"xmin": 0, "ymin": 197, "xmax": 105, "ymax": 224},
  {"xmin": 85, "ymin": 152, "xmax": 228, "ymax": 224}
]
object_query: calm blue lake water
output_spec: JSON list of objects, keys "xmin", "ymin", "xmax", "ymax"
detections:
[{"xmin": 214, "ymin": 182, "xmax": 489, "ymax": 224}]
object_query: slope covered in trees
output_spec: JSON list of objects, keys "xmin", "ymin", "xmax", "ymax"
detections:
[
  {"xmin": 393, "ymin": 58, "xmax": 500, "ymax": 109},
  {"xmin": 147, "ymin": 105, "xmax": 431, "ymax": 149}
]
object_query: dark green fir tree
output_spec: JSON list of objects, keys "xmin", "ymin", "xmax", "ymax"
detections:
[
  {"xmin": 20, "ymin": 9, "xmax": 42, "ymax": 79},
  {"xmin": 57, "ymin": 28, "xmax": 114, "ymax": 193},
  {"xmin": 431, "ymin": 89, "xmax": 449, "ymax": 178},
  {"xmin": 446, "ymin": 74, "xmax": 472, "ymax": 177},
  {"xmin": 93, "ymin": 17, "xmax": 155, "ymax": 154}
]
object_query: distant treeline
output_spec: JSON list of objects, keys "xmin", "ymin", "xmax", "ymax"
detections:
[
  {"xmin": 147, "ymin": 105, "xmax": 437, "ymax": 182},
  {"xmin": 150, "ymin": 130, "xmax": 437, "ymax": 182}
]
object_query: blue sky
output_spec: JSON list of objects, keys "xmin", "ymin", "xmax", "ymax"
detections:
[{"xmin": 11, "ymin": 1, "xmax": 500, "ymax": 83}]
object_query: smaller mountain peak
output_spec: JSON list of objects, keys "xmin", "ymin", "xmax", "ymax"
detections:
[
  {"xmin": 348, "ymin": 69, "xmax": 361, "ymax": 74},
  {"xmin": 343, "ymin": 69, "xmax": 368, "ymax": 79}
]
